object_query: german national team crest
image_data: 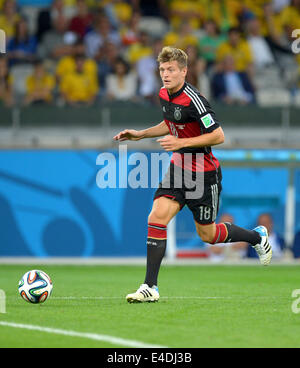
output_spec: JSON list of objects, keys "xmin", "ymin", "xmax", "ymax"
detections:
[{"xmin": 174, "ymin": 107, "xmax": 182, "ymax": 121}]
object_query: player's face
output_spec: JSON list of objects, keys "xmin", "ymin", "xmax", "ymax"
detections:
[{"xmin": 159, "ymin": 60, "xmax": 187, "ymax": 93}]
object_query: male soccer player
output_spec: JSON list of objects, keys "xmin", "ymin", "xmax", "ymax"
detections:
[{"xmin": 113, "ymin": 47, "xmax": 272, "ymax": 303}]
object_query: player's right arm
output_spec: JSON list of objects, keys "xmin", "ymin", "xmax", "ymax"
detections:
[{"xmin": 113, "ymin": 120, "xmax": 169, "ymax": 142}]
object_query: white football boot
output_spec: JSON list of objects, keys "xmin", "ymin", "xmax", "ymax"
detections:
[
  {"xmin": 252, "ymin": 225, "xmax": 272, "ymax": 265},
  {"xmin": 126, "ymin": 284, "xmax": 159, "ymax": 303}
]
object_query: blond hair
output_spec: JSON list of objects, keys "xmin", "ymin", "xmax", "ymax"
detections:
[{"xmin": 157, "ymin": 46, "xmax": 188, "ymax": 68}]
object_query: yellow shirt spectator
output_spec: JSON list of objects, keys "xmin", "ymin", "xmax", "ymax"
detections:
[
  {"xmin": 0, "ymin": 0, "xmax": 20, "ymax": 40},
  {"xmin": 26, "ymin": 73, "xmax": 55, "ymax": 102},
  {"xmin": 113, "ymin": 1, "xmax": 132, "ymax": 24},
  {"xmin": 244, "ymin": 0, "xmax": 283, "ymax": 37},
  {"xmin": 243, "ymin": 0, "xmax": 270, "ymax": 19},
  {"xmin": 126, "ymin": 42, "xmax": 152, "ymax": 65},
  {"xmin": 60, "ymin": 71, "xmax": 98, "ymax": 103},
  {"xmin": 0, "ymin": 13, "xmax": 19, "ymax": 40},
  {"xmin": 201, "ymin": 0, "xmax": 241, "ymax": 32},
  {"xmin": 163, "ymin": 31, "xmax": 198, "ymax": 50},
  {"xmin": 169, "ymin": 0, "xmax": 203, "ymax": 30},
  {"xmin": 280, "ymin": 4, "xmax": 300, "ymax": 32},
  {"xmin": 56, "ymin": 55, "xmax": 97, "ymax": 81},
  {"xmin": 216, "ymin": 39, "xmax": 253, "ymax": 72}
]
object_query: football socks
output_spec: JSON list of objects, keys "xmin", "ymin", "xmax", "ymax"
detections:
[{"xmin": 144, "ymin": 223, "xmax": 167, "ymax": 287}]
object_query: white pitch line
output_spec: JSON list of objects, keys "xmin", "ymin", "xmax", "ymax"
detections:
[{"xmin": 0, "ymin": 321, "xmax": 167, "ymax": 348}]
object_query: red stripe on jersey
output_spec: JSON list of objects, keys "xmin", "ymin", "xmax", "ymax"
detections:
[
  {"xmin": 159, "ymin": 88, "xmax": 191, "ymax": 106},
  {"xmin": 159, "ymin": 88, "xmax": 169, "ymax": 101},
  {"xmin": 171, "ymin": 152, "xmax": 220, "ymax": 172},
  {"xmin": 170, "ymin": 91, "xmax": 191, "ymax": 106}
]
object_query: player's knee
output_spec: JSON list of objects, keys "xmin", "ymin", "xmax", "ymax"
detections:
[{"xmin": 148, "ymin": 208, "xmax": 168, "ymax": 225}]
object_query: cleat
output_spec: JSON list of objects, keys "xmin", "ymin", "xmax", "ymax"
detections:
[
  {"xmin": 126, "ymin": 284, "xmax": 159, "ymax": 303},
  {"xmin": 252, "ymin": 225, "xmax": 272, "ymax": 266}
]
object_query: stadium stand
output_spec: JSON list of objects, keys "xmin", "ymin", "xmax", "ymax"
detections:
[
  {"xmin": 0, "ymin": 0, "xmax": 298, "ymax": 107},
  {"xmin": 0, "ymin": 0, "xmax": 298, "ymax": 147}
]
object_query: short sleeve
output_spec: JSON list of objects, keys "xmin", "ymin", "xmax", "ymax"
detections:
[{"xmin": 189, "ymin": 93, "xmax": 221, "ymax": 134}]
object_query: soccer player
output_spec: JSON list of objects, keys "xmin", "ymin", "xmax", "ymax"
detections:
[{"xmin": 113, "ymin": 47, "xmax": 272, "ymax": 303}]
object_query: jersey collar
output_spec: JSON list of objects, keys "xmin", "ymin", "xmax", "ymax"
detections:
[{"xmin": 168, "ymin": 82, "xmax": 186, "ymax": 100}]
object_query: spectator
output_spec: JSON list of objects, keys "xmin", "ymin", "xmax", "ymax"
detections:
[
  {"xmin": 119, "ymin": 11, "xmax": 141, "ymax": 47},
  {"xmin": 246, "ymin": 213, "xmax": 285, "ymax": 260},
  {"xmin": 59, "ymin": 53, "xmax": 99, "ymax": 106},
  {"xmin": 103, "ymin": 0, "xmax": 133, "ymax": 29},
  {"xmin": 106, "ymin": 57, "xmax": 137, "ymax": 101},
  {"xmin": 0, "ymin": 55, "xmax": 14, "ymax": 106},
  {"xmin": 23, "ymin": 60, "xmax": 55, "ymax": 105},
  {"xmin": 7, "ymin": 18, "xmax": 37, "ymax": 66},
  {"xmin": 84, "ymin": 13, "xmax": 120, "ymax": 58},
  {"xmin": 126, "ymin": 31, "xmax": 152, "ymax": 65},
  {"xmin": 37, "ymin": 13, "xmax": 73, "ymax": 62},
  {"xmin": 263, "ymin": 3, "xmax": 290, "ymax": 46},
  {"xmin": 201, "ymin": 0, "xmax": 241, "ymax": 33},
  {"xmin": 163, "ymin": 22, "xmax": 198, "ymax": 51},
  {"xmin": 95, "ymin": 41, "xmax": 119, "ymax": 95},
  {"xmin": 168, "ymin": 0, "xmax": 203, "ymax": 31},
  {"xmin": 246, "ymin": 2, "xmax": 283, "ymax": 41},
  {"xmin": 216, "ymin": 27, "xmax": 253, "ymax": 76},
  {"xmin": 36, "ymin": 0, "xmax": 75, "ymax": 42},
  {"xmin": 263, "ymin": 2, "xmax": 299, "ymax": 83},
  {"xmin": 279, "ymin": 0, "xmax": 300, "ymax": 42},
  {"xmin": 0, "ymin": 0, "xmax": 20, "ymax": 42},
  {"xmin": 198, "ymin": 20, "xmax": 227, "ymax": 70},
  {"xmin": 135, "ymin": 37, "xmax": 162, "ymax": 103},
  {"xmin": 55, "ymin": 40, "xmax": 97, "ymax": 84},
  {"xmin": 244, "ymin": 15, "xmax": 277, "ymax": 70},
  {"xmin": 69, "ymin": 0, "xmax": 94, "ymax": 40},
  {"xmin": 211, "ymin": 54, "xmax": 255, "ymax": 104}
]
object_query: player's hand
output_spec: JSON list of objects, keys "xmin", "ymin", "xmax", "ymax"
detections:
[
  {"xmin": 113, "ymin": 129, "xmax": 142, "ymax": 142},
  {"xmin": 157, "ymin": 135, "xmax": 184, "ymax": 151}
]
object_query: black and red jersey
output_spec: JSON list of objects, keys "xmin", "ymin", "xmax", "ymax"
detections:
[{"xmin": 159, "ymin": 82, "xmax": 220, "ymax": 173}]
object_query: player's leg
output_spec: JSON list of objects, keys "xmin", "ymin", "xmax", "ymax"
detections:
[
  {"xmin": 194, "ymin": 220, "xmax": 259, "ymax": 246},
  {"xmin": 144, "ymin": 196, "xmax": 180, "ymax": 287},
  {"xmin": 194, "ymin": 220, "xmax": 272, "ymax": 265},
  {"xmin": 188, "ymin": 176, "xmax": 272, "ymax": 265},
  {"xmin": 126, "ymin": 196, "xmax": 181, "ymax": 303}
]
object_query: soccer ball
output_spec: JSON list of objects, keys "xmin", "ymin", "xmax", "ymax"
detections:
[{"xmin": 18, "ymin": 270, "xmax": 53, "ymax": 304}]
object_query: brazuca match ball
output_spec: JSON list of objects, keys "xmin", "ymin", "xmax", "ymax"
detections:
[{"xmin": 18, "ymin": 270, "xmax": 53, "ymax": 304}]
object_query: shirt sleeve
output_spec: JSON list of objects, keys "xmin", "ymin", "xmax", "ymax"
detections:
[{"xmin": 189, "ymin": 93, "xmax": 221, "ymax": 134}]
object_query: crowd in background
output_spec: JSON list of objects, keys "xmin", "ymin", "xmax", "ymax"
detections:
[{"xmin": 0, "ymin": 0, "xmax": 299, "ymax": 107}]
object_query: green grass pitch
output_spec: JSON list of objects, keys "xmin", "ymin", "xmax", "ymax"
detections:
[{"xmin": 0, "ymin": 264, "xmax": 300, "ymax": 348}]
